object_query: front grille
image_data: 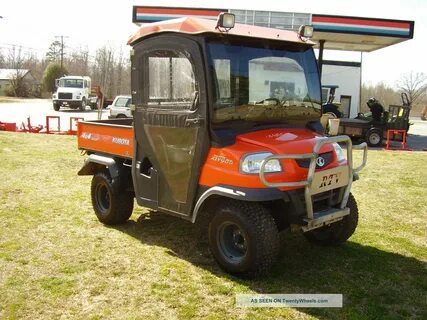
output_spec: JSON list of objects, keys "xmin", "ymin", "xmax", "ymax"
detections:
[
  {"xmin": 58, "ymin": 93, "xmax": 72, "ymax": 99},
  {"xmin": 296, "ymin": 151, "xmax": 333, "ymax": 169}
]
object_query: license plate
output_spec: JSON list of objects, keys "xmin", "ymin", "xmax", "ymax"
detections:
[{"xmin": 311, "ymin": 166, "xmax": 350, "ymax": 195}]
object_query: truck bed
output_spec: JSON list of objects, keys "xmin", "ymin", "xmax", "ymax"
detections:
[{"xmin": 77, "ymin": 119, "xmax": 134, "ymax": 159}]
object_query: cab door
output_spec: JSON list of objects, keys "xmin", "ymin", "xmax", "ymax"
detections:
[{"xmin": 131, "ymin": 35, "xmax": 208, "ymax": 218}]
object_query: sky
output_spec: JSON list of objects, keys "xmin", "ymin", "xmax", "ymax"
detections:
[{"xmin": 1, "ymin": 0, "xmax": 425, "ymax": 88}]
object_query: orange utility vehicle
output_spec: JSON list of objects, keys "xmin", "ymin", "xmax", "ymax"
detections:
[{"xmin": 77, "ymin": 14, "xmax": 367, "ymax": 277}]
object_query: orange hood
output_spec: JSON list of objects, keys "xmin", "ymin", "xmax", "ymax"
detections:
[{"xmin": 236, "ymin": 128, "xmax": 334, "ymax": 154}]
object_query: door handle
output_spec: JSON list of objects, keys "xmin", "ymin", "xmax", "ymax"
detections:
[{"xmin": 185, "ymin": 117, "xmax": 203, "ymax": 126}]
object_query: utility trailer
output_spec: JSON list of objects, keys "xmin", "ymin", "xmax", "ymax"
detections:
[
  {"xmin": 77, "ymin": 14, "xmax": 367, "ymax": 277},
  {"xmin": 338, "ymin": 93, "xmax": 411, "ymax": 147}
]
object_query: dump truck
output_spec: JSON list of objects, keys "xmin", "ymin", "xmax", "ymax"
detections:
[
  {"xmin": 53, "ymin": 76, "xmax": 94, "ymax": 111},
  {"xmin": 77, "ymin": 14, "xmax": 367, "ymax": 277},
  {"xmin": 52, "ymin": 77, "xmax": 113, "ymax": 111}
]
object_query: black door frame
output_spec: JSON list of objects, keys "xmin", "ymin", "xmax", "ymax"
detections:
[{"xmin": 131, "ymin": 35, "xmax": 209, "ymax": 219}]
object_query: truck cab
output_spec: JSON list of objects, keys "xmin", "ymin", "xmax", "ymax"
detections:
[
  {"xmin": 53, "ymin": 76, "xmax": 92, "ymax": 111},
  {"xmin": 78, "ymin": 15, "xmax": 367, "ymax": 277}
]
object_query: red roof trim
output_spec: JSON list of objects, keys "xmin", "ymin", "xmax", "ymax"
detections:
[
  {"xmin": 312, "ymin": 16, "xmax": 411, "ymax": 29},
  {"xmin": 136, "ymin": 7, "xmax": 223, "ymax": 17}
]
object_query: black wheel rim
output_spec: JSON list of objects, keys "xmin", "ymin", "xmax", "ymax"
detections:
[
  {"xmin": 95, "ymin": 183, "xmax": 110, "ymax": 215},
  {"xmin": 217, "ymin": 222, "xmax": 247, "ymax": 264}
]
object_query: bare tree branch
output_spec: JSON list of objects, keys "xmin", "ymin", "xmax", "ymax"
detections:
[{"xmin": 396, "ymin": 71, "xmax": 427, "ymax": 106}]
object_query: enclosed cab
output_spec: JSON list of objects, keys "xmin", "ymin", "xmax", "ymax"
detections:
[
  {"xmin": 53, "ymin": 76, "xmax": 93, "ymax": 111},
  {"xmin": 77, "ymin": 15, "xmax": 367, "ymax": 277}
]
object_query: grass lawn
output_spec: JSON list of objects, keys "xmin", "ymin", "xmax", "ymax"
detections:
[{"xmin": 0, "ymin": 132, "xmax": 426, "ymax": 319}]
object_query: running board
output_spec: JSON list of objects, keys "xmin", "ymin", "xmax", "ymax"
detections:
[{"xmin": 302, "ymin": 208, "xmax": 350, "ymax": 232}]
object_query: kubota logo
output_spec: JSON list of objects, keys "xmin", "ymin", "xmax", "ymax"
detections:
[
  {"xmin": 316, "ymin": 156, "xmax": 326, "ymax": 167},
  {"xmin": 112, "ymin": 137, "xmax": 130, "ymax": 146}
]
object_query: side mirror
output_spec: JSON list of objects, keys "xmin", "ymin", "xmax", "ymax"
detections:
[{"xmin": 55, "ymin": 79, "xmax": 60, "ymax": 87}]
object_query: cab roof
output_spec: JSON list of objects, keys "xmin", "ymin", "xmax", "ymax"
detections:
[{"xmin": 127, "ymin": 17, "xmax": 314, "ymax": 46}]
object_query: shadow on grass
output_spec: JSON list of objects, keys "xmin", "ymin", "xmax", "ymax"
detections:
[{"xmin": 113, "ymin": 211, "xmax": 426, "ymax": 319}]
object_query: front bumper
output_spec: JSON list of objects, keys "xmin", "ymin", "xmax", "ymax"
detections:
[
  {"xmin": 54, "ymin": 99, "xmax": 83, "ymax": 108},
  {"xmin": 259, "ymin": 135, "xmax": 367, "ymax": 231}
]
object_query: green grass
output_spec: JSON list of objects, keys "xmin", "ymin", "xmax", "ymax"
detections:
[{"xmin": 0, "ymin": 132, "xmax": 426, "ymax": 319}]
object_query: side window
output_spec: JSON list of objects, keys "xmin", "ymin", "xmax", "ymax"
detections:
[
  {"xmin": 115, "ymin": 97, "xmax": 129, "ymax": 108},
  {"xmin": 84, "ymin": 80, "xmax": 88, "ymax": 88},
  {"xmin": 145, "ymin": 50, "xmax": 197, "ymax": 110}
]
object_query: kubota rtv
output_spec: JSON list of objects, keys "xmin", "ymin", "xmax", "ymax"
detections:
[{"xmin": 77, "ymin": 14, "xmax": 367, "ymax": 277}]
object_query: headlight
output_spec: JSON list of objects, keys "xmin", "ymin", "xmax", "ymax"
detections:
[
  {"xmin": 76, "ymin": 95, "xmax": 81, "ymax": 99},
  {"xmin": 241, "ymin": 152, "xmax": 282, "ymax": 174},
  {"xmin": 332, "ymin": 143, "xmax": 346, "ymax": 162}
]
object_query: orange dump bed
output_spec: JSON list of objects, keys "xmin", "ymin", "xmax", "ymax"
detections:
[{"xmin": 77, "ymin": 119, "xmax": 134, "ymax": 159}]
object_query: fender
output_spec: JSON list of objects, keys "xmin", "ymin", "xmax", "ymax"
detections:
[
  {"xmin": 77, "ymin": 154, "xmax": 119, "ymax": 178},
  {"xmin": 191, "ymin": 185, "xmax": 285, "ymax": 223}
]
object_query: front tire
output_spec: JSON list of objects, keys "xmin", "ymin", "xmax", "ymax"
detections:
[
  {"xmin": 91, "ymin": 171, "xmax": 134, "ymax": 225},
  {"xmin": 304, "ymin": 193, "xmax": 359, "ymax": 245},
  {"xmin": 53, "ymin": 103, "xmax": 60, "ymax": 111},
  {"xmin": 79, "ymin": 98, "xmax": 86, "ymax": 111},
  {"xmin": 208, "ymin": 200, "xmax": 279, "ymax": 278}
]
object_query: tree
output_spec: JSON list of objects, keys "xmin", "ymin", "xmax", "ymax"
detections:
[
  {"xmin": 396, "ymin": 71, "xmax": 427, "ymax": 106},
  {"xmin": 361, "ymin": 82, "xmax": 400, "ymax": 112},
  {"xmin": 43, "ymin": 62, "xmax": 68, "ymax": 93},
  {"xmin": 0, "ymin": 49, "xmax": 5, "ymax": 68},
  {"xmin": 46, "ymin": 40, "xmax": 62, "ymax": 62},
  {"xmin": 67, "ymin": 47, "xmax": 90, "ymax": 75},
  {"xmin": 6, "ymin": 46, "xmax": 28, "ymax": 97},
  {"xmin": 92, "ymin": 46, "xmax": 116, "ymax": 98}
]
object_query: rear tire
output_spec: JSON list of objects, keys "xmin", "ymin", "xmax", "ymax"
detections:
[
  {"xmin": 303, "ymin": 193, "xmax": 358, "ymax": 246},
  {"xmin": 365, "ymin": 128, "xmax": 383, "ymax": 147},
  {"xmin": 91, "ymin": 171, "xmax": 134, "ymax": 225},
  {"xmin": 208, "ymin": 199, "xmax": 279, "ymax": 278}
]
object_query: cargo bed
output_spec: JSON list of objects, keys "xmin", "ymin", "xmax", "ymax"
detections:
[{"xmin": 77, "ymin": 119, "xmax": 134, "ymax": 159}]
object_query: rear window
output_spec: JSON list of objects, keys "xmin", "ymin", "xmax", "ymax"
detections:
[{"xmin": 114, "ymin": 97, "xmax": 130, "ymax": 108}]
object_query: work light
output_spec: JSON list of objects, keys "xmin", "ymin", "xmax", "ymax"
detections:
[
  {"xmin": 216, "ymin": 13, "xmax": 235, "ymax": 30},
  {"xmin": 298, "ymin": 25, "xmax": 314, "ymax": 39}
]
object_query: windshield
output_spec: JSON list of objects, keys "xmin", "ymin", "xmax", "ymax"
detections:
[
  {"xmin": 60, "ymin": 79, "xmax": 84, "ymax": 88},
  {"xmin": 207, "ymin": 39, "xmax": 321, "ymax": 126}
]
